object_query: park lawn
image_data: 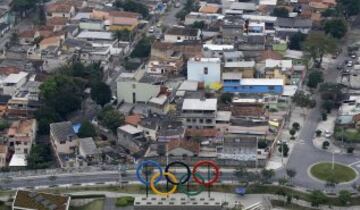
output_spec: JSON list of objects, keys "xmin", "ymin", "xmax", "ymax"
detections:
[
  {"xmin": 70, "ymin": 199, "xmax": 104, "ymax": 210},
  {"xmin": 310, "ymin": 162, "xmax": 357, "ymax": 183},
  {"xmin": 115, "ymin": 196, "xmax": 134, "ymax": 207}
]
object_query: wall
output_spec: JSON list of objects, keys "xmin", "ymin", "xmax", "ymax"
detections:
[
  {"xmin": 117, "ymin": 81, "xmax": 161, "ymax": 104},
  {"xmin": 187, "ymin": 60, "xmax": 221, "ymax": 84}
]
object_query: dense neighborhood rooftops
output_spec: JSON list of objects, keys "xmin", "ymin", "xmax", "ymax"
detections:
[
  {"xmin": 167, "ymin": 139, "xmax": 200, "ymax": 154},
  {"xmin": 230, "ymin": 2, "xmax": 257, "ymax": 11},
  {"xmin": 13, "ymin": 190, "xmax": 70, "ymax": 210},
  {"xmin": 77, "ymin": 31, "xmax": 113, "ymax": 40},
  {"xmin": 182, "ymin": 98, "xmax": 217, "ymax": 111},
  {"xmin": 166, "ymin": 26, "xmax": 199, "ymax": 36}
]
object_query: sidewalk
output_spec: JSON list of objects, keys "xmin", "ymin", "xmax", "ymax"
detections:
[{"xmin": 266, "ymin": 107, "xmax": 308, "ymax": 170}]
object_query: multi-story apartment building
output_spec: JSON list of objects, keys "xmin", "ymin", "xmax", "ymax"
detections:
[{"xmin": 182, "ymin": 98, "xmax": 217, "ymax": 129}]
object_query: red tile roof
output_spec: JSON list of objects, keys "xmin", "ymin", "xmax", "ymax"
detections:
[
  {"xmin": 125, "ymin": 115, "xmax": 142, "ymax": 126},
  {"xmin": 167, "ymin": 139, "xmax": 200, "ymax": 154}
]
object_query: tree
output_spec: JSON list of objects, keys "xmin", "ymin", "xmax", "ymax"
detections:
[
  {"xmin": 191, "ymin": 21, "xmax": 205, "ymax": 30},
  {"xmin": 319, "ymin": 83, "xmax": 345, "ymax": 104},
  {"xmin": 272, "ymin": 7, "xmax": 289, "ymax": 17},
  {"xmin": 324, "ymin": 19, "xmax": 347, "ymax": 39},
  {"xmin": 130, "ymin": 37, "xmax": 151, "ymax": 58},
  {"xmin": 339, "ymin": 0, "xmax": 360, "ymax": 16},
  {"xmin": 307, "ymin": 71, "xmax": 323, "ymax": 89},
  {"xmin": 310, "ymin": 190, "xmax": 328, "ymax": 207},
  {"xmin": 289, "ymin": 129, "xmax": 296, "ymax": 139},
  {"xmin": 10, "ymin": 32, "xmax": 19, "ymax": 44},
  {"xmin": 12, "ymin": 0, "xmax": 39, "ymax": 15},
  {"xmin": 292, "ymin": 122, "xmax": 300, "ymax": 131},
  {"xmin": 289, "ymin": 32, "xmax": 307, "ymax": 50},
  {"xmin": 322, "ymin": 100, "xmax": 334, "ymax": 113},
  {"xmin": 322, "ymin": 141, "xmax": 330, "ymax": 149},
  {"xmin": 112, "ymin": 29, "xmax": 131, "ymax": 43},
  {"xmin": 292, "ymin": 91, "xmax": 314, "ymax": 108},
  {"xmin": 278, "ymin": 143, "xmax": 289, "ymax": 157},
  {"xmin": 316, "ymin": 130, "xmax": 322, "ymax": 137},
  {"xmin": 27, "ymin": 144, "xmax": 53, "ymax": 169},
  {"xmin": 91, "ymin": 82, "xmax": 112, "ymax": 106},
  {"xmin": 220, "ymin": 92, "xmax": 233, "ymax": 104},
  {"xmin": 322, "ymin": 113, "xmax": 328, "ymax": 121},
  {"xmin": 303, "ymin": 32, "xmax": 337, "ymax": 67},
  {"xmin": 40, "ymin": 75, "xmax": 84, "ymax": 118},
  {"xmin": 33, "ymin": 4, "xmax": 46, "ymax": 25},
  {"xmin": 78, "ymin": 120, "xmax": 96, "ymax": 138},
  {"xmin": 97, "ymin": 106, "xmax": 124, "ymax": 133},
  {"xmin": 321, "ymin": 8, "xmax": 339, "ymax": 17},
  {"xmin": 114, "ymin": 0, "xmax": 149, "ymax": 19},
  {"xmin": 258, "ymin": 140, "xmax": 268, "ymax": 149},
  {"xmin": 338, "ymin": 190, "xmax": 351, "ymax": 206},
  {"xmin": 35, "ymin": 106, "xmax": 61, "ymax": 134},
  {"xmin": 261, "ymin": 169, "xmax": 275, "ymax": 183},
  {"xmin": 286, "ymin": 169, "xmax": 297, "ymax": 185}
]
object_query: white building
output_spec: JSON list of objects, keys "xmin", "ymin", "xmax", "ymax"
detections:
[
  {"xmin": 187, "ymin": 57, "xmax": 221, "ymax": 85},
  {"xmin": 2, "ymin": 72, "xmax": 28, "ymax": 96}
]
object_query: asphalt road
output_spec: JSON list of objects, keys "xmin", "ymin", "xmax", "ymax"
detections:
[{"xmin": 283, "ymin": 42, "xmax": 360, "ymax": 191}]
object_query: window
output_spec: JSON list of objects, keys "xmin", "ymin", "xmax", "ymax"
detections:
[
  {"xmin": 199, "ymin": 119, "xmax": 204, "ymax": 123},
  {"xmin": 204, "ymin": 67, "xmax": 208, "ymax": 75}
]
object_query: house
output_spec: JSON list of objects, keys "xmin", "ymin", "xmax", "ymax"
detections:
[
  {"xmin": 275, "ymin": 17, "xmax": 313, "ymax": 34},
  {"xmin": 90, "ymin": 10, "xmax": 140, "ymax": 31},
  {"xmin": 164, "ymin": 26, "xmax": 200, "ymax": 43},
  {"xmin": 148, "ymin": 94, "xmax": 170, "ymax": 114},
  {"xmin": 182, "ymin": 98, "xmax": 217, "ymax": 129},
  {"xmin": 117, "ymin": 124, "xmax": 145, "ymax": 154},
  {"xmin": 116, "ymin": 71, "xmax": 164, "ymax": 104},
  {"xmin": 167, "ymin": 139, "xmax": 200, "ymax": 157},
  {"xmin": 221, "ymin": 16, "xmax": 244, "ymax": 44},
  {"xmin": 184, "ymin": 12, "xmax": 222, "ymax": 25},
  {"xmin": 49, "ymin": 121, "xmax": 78, "ymax": 168},
  {"xmin": 223, "ymin": 77, "xmax": 284, "ymax": 94},
  {"xmin": 227, "ymin": 2, "xmax": 257, "ymax": 14},
  {"xmin": 18, "ymin": 30, "xmax": 35, "ymax": 45},
  {"xmin": 12, "ymin": 190, "xmax": 71, "ymax": 210},
  {"xmin": 223, "ymin": 61, "xmax": 256, "ymax": 78},
  {"xmin": 2, "ymin": 71, "xmax": 28, "ymax": 96},
  {"xmin": 238, "ymin": 35, "xmax": 266, "ymax": 51},
  {"xmin": 264, "ymin": 59, "xmax": 293, "ymax": 84},
  {"xmin": 187, "ymin": 57, "xmax": 221, "ymax": 85},
  {"xmin": 78, "ymin": 137, "xmax": 99, "ymax": 163},
  {"xmin": 146, "ymin": 60, "xmax": 183, "ymax": 75},
  {"xmin": 47, "ymin": 17, "xmax": 67, "ymax": 31},
  {"xmin": 0, "ymin": 144, "xmax": 8, "ymax": 168},
  {"xmin": 202, "ymin": 44, "xmax": 234, "ymax": 57},
  {"xmin": 7, "ymin": 80, "xmax": 41, "ymax": 117},
  {"xmin": 46, "ymin": 2, "xmax": 76, "ymax": 18},
  {"xmin": 39, "ymin": 36, "xmax": 62, "ymax": 50},
  {"xmin": 77, "ymin": 31, "xmax": 113, "ymax": 41},
  {"xmin": 79, "ymin": 18, "xmax": 104, "ymax": 31},
  {"xmin": 7, "ymin": 119, "xmax": 37, "ymax": 155},
  {"xmin": 158, "ymin": 120, "xmax": 185, "ymax": 142},
  {"xmin": 151, "ymin": 41, "xmax": 203, "ymax": 60},
  {"xmin": 199, "ymin": 4, "xmax": 220, "ymax": 14}
]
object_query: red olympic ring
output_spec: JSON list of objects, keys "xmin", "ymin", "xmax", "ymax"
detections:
[{"xmin": 192, "ymin": 160, "xmax": 220, "ymax": 187}]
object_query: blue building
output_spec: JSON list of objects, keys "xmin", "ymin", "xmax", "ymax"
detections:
[{"xmin": 223, "ymin": 76, "xmax": 284, "ymax": 94}]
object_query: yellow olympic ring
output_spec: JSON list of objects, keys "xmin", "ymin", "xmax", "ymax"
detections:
[{"xmin": 150, "ymin": 172, "xmax": 178, "ymax": 196}]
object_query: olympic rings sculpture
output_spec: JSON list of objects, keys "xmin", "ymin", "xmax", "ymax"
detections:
[{"xmin": 136, "ymin": 160, "xmax": 220, "ymax": 196}]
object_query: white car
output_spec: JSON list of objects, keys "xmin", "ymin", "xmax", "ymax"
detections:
[
  {"xmin": 347, "ymin": 60, "xmax": 353, "ymax": 67},
  {"xmin": 324, "ymin": 130, "xmax": 332, "ymax": 138},
  {"xmin": 148, "ymin": 26, "xmax": 154, "ymax": 33}
]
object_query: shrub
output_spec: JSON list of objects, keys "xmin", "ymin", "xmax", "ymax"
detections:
[
  {"xmin": 115, "ymin": 196, "xmax": 135, "ymax": 207},
  {"xmin": 322, "ymin": 141, "xmax": 330, "ymax": 149},
  {"xmin": 292, "ymin": 122, "xmax": 300, "ymax": 131},
  {"xmin": 347, "ymin": 147, "xmax": 354, "ymax": 154},
  {"xmin": 316, "ymin": 130, "xmax": 322, "ymax": 137},
  {"xmin": 322, "ymin": 113, "xmax": 327, "ymax": 121}
]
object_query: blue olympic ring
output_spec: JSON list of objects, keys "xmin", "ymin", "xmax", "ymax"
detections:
[{"xmin": 136, "ymin": 160, "xmax": 163, "ymax": 186}]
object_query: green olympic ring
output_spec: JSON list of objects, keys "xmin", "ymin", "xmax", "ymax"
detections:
[{"xmin": 177, "ymin": 172, "xmax": 205, "ymax": 196}]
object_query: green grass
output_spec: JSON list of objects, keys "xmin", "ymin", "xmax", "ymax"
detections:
[
  {"xmin": 310, "ymin": 162, "xmax": 357, "ymax": 183},
  {"xmin": 70, "ymin": 199, "xmax": 104, "ymax": 210},
  {"xmin": 115, "ymin": 196, "xmax": 135, "ymax": 207}
]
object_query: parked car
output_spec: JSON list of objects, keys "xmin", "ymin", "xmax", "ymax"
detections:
[
  {"xmin": 324, "ymin": 130, "xmax": 332, "ymax": 138},
  {"xmin": 347, "ymin": 60, "xmax": 353, "ymax": 67}
]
